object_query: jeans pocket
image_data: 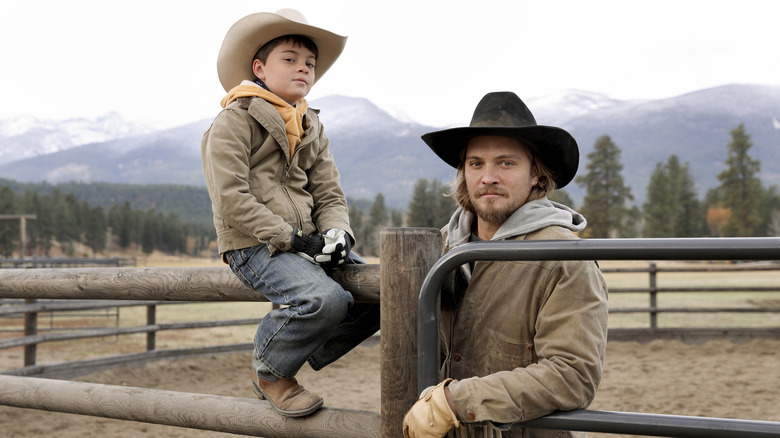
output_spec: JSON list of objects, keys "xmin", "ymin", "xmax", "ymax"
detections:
[{"xmin": 227, "ymin": 246, "xmax": 263, "ymax": 290}]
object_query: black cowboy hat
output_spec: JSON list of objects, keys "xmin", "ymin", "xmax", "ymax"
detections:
[{"xmin": 421, "ymin": 91, "xmax": 579, "ymax": 188}]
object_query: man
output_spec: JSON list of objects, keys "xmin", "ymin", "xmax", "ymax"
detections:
[{"xmin": 403, "ymin": 92, "xmax": 609, "ymax": 437}]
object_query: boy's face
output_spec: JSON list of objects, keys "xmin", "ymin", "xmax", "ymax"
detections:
[{"xmin": 252, "ymin": 41, "xmax": 316, "ymax": 105}]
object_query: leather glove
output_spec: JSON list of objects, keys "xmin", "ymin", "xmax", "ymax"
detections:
[
  {"xmin": 314, "ymin": 228, "xmax": 353, "ymax": 269},
  {"xmin": 402, "ymin": 379, "xmax": 460, "ymax": 438},
  {"xmin": 290, "ymin": 228, "xmax": 325, "ymax": 264}
]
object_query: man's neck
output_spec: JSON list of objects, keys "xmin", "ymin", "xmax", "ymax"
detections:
[{"xmin": 473, "ymin": 218, "xmax": 500, "ymax": 241}]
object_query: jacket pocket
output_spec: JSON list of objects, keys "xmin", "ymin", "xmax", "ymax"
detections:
[{"xmin": 486, "ymin": 330, "xmax": 534, "ymax": 373}]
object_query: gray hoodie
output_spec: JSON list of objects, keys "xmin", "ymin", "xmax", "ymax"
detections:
[{"xmin": 445, "ymin": 198, "xmax": 587, "ymax": 281}]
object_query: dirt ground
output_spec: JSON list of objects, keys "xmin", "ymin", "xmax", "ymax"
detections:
[{"xmin": 1, "ymin": 338, "xmax": 778, "ymax": 438}]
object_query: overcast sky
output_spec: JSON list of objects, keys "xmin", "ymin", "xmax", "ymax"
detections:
[{"xmin": 2, "ymin": 0, "xmax": 779, "ymax": 130}]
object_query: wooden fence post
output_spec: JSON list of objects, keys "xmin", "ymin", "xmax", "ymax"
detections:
[
  {"xmin": 23, "ymin": 298, "xmax": 36, "ymax": 366},
  {"xmin": 649, "ymin": 262, "xmax": 658, "ymax": 330},
  {"xmin": 146, "ymin": 305, "xmax": 156, "ymax": 351},
  {"xmin": 379, "ymin": 227, "xmax": 442, "ymax": 438}
]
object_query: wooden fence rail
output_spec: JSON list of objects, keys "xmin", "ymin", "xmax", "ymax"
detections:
[
  {"xmin": 3, "ymin": 261, "xmax": 779, "ymax": 370},
  {"xmin": 0, "ymin": 374, "xmax": 381, "ymax": 438},
  {"xmin": 2, "ymin": 261, "xmax": 780, "ymax": 368},
  {"xmin": 0, "ymin": 228, "xmax": 431, "ymax": 438},
  {"xmin": 0, "ymin": 264, "xmax": 379, "ymax": 302},
  {"xmin": 603, "ymin": 262, "xmax": 780, "ymax": 340}
]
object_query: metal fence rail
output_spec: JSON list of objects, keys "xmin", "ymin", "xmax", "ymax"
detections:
[{"xmin": 417, "ymin": 237, "xmax": 780, "ymax": 437}]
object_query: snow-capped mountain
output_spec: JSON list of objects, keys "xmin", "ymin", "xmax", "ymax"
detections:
[
  {"xmin": 526, "ymin": 89, "xmax": 634, "ymax": 125},
  {"xmin": 1, "ymin": 84, "xmax": 778, "ymax": 208},
  {"xmin": 0, "ymin": 113, "xmax": 152, "ymax": 165}
]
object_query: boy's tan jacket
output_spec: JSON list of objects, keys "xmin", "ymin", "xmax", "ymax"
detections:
[
  {"xmin": 201, "ymin": 96, "xmax": 352, "ymax": 258},
  {"xmin": 440, "ymin": 226, "xmax": 609, "ymax": 438}
]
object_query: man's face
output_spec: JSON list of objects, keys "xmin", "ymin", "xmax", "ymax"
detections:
[
  {"xmin": 252, "ymin": 40, "xmax": 316, "ymax": 105},
  {"xmin": 464, "ymin": 135, "xmax": 538, "ymax": 226}
]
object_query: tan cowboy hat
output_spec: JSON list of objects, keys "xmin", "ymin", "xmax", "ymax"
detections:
[
  {"xmin": 217, "ymin": 9, "xmax": 347, "ymax": 92},
  {"xmin": 421, "ymin": 92, "xmax": 579, "ymax": 189}
]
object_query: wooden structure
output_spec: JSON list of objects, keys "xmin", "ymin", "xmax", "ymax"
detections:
[
  {"xmin": 0, "ymin": 374, "xmax": 380, "ymax": 438},
  {"xmin": 2, "ymin": 231, "xmax": 780, "ymax": 437},
  {"xmin": 0, "ymin": 227, "xmax": 441, "ymax": 438}
]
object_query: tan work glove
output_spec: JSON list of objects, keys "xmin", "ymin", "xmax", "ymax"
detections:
[{"xmin": 402, "ymin": 378, "xmax": 461, "ymax": 438}]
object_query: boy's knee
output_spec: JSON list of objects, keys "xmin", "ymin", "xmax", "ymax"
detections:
[{"xmin": 298, "ymin": 284, "xmax": 351, "ymax": 320}]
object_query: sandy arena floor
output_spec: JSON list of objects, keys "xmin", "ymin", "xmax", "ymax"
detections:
[{"xmin": 1, "ymin": 338, "xmax": 779, "ymax": 437}]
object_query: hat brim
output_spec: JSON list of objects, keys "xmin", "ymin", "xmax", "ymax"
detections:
[
  {"xmin": 217, "ymin": 12, "xmax": 347, "ymax": 92},
  {"xmin": 421, "ymin": 125, "xmax": 579, "ymax": 189}
]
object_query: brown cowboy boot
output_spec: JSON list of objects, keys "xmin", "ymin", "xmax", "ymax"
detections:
[{"xmin": 251, "ymin": 371, "xmax": 323, "ymax": 417}]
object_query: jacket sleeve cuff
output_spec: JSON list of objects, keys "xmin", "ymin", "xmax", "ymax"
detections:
[
  {"xmin": 448, "ymin": 377, "xmax": 489, "ymax": 424},
  {"xmin": 268, "ymin": 224, "xmax": 295, "ymax": 253}
]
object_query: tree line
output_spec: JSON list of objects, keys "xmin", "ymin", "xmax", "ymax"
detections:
[
  {"xmin": 0, "ymin": 188, "xmax": 213, "ymax": 258},
  {"xmin": 350, "ymin": 123, "xmax": 779, "ymax": 255},
  {"xmin": 1, "ymin": 123, "xmax": 777, "ymax": 259}
]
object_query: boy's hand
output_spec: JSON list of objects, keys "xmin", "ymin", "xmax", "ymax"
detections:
[
  {"xmin": 314, "ymin": 228, "xmax": 353, "ymax": 268},
  {"xmin": 290, "ymin": 228, "xmax": 325, "ymax": 264}
]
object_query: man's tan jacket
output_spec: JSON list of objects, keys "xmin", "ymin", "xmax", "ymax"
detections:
[{"xmin": 440, "ymin": 224, "xmax": 609, "ymax": 438}]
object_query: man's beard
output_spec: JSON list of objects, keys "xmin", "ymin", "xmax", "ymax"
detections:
[{"xmin": 471, "ymin": 195, "xmax": 515, "ymax": 225}]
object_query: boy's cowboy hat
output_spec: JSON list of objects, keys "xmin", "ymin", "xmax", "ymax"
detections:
[
  {"xmin": 421, "ymin": 91, "xmax": 579, "ymax": 188},
  {"xmin": 217, "ymin": 9, "xmax": 347, "ymax": 92}
]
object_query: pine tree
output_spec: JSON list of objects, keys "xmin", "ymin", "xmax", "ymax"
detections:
[
  {"xmin": 141, "ymin": 213, "xmax": 156, "ymax": 254},
  {"xmin": 52, "ymin": 191, "xmax": 82, "ymax": 252},
  {"xmin": 643, "ymin": 155, "xmax": 703, "ymax": 237},
  {"xmin": 369, "ymin": 193, "xmax": 388, "ymax": 230},
  {"xmin": 406, "ymin": 178, "xmax": 457, "ymax": 228},
  {"xmin": 717, "ymin": 124, "xmax": 763, "ymax": 236},
  {"xmin": 643, "ymin": 162, "xmax": 671, "ymax": 236},
  {"xmin": 575, "ymin": 135, "xmax": 634, "ymax": 237},
  {"xmin": 431, "ymin": 179, "xmax": 457, "ymax": 229},
  {"xmin": 0, "ymin": 186, "xmax": 17, "ymax": 257},
  {"xmin": 406, "ymin": 179, "xmax": 430, "ymax": 227},
  {"xmin": 21, "ymin": 191, "xmax": 55, "ymax": 255},
  {"xmin": 362, "ymin": 193, "xmax": 388, "ymax": 256},
  {"xmin": 84, "ymin": 205, "xmax": 107, "ymax": 256},
  {"xmin": 108, "ymin": 202, "xmax": 136, "ymax": 249},
  {"xmin": 348, "ymin": 205, "xmax": 366, "ymax": 255},
  {"xmin": 390, "ymin": 210, "xmax": 404, "ymax": 227}
]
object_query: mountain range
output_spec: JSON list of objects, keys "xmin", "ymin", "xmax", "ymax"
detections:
[{"xmin": 1, "ymin": 84, "xmax": 778, "ymax": 209}]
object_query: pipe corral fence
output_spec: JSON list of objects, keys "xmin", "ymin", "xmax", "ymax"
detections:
[{"xmin": 0, "ymin": 230, "xmax": 779, "ymax": 437}]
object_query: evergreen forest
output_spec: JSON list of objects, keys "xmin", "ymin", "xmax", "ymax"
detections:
[{"xmin": 1, "ymin": 124, "xmax": 778, "ymax": 259}]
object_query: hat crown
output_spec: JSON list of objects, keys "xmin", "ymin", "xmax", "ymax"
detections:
[
  {"xmin": 275, "ymin": 8, "xmax": 309, "ymax": 25},
  {"xmin": 470, "ymin": 92, "xmax": 538, "ymax": 129},
  {"xmin": 217, "ymin": 9, "xmax": 347, "ymax": 92}
]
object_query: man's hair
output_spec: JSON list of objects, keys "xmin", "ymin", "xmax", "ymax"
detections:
[
  {"xmin": 253, "ymin": 35, "xmax": 319, "ymax": 63},
  {"xmin": 451, "ymin": 144, "xmax": 557, "ymax": 212}
]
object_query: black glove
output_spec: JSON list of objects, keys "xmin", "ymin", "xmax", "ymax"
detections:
[
  {"xmin": 314, "ymin": 228, "xmax": 354, "ymax": 269},
  {"xmin": 290, "ymin": 228, "xmax": 325, "ymax": 264}
]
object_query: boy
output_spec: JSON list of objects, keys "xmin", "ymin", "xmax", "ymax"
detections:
[{"xmin": 201, "ymin": 9, "xmax": 380, "ymax": 418}]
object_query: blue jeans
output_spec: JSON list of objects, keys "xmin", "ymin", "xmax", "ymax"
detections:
[{"xmin": 226, "ymin": 244, "xmax": 380, "ymax": 380}]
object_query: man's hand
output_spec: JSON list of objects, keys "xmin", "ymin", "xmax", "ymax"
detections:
[
  {"xmin": 314, "ymin": 228, "xmax": 353, "ymax": 269},
  {"xmin": 402, "ymin": 379, "xmax": 460, "ymax": 438},
  {"xmin": 290, "ymin": 228, "xmax": 325, "ymax": 264}
]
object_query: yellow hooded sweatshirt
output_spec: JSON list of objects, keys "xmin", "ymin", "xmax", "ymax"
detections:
[{"xmin": 220, "ymin": 82, "xmax": 309, "ymax": 160}]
